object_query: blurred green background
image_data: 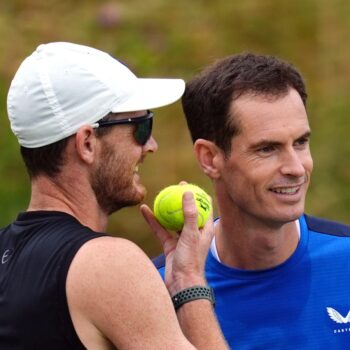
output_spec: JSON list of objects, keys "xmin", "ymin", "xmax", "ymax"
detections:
[{"xmin": 1, "ymin": 0, "xmax": 350, "ymax": 257}]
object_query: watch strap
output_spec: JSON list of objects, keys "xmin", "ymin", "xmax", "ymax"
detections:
[{"xmin": 172, "ymin": 285, "xmax": 215, "ymax": 310}]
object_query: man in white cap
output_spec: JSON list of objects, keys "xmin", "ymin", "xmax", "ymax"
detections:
[{"xmin": 0, "ymin": 42, "xmax": 228, "ymax": 349}]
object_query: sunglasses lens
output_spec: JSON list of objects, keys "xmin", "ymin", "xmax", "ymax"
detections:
[{"xmin": 134, "ymin": 118, "xmax": 153, "ymax": 145}]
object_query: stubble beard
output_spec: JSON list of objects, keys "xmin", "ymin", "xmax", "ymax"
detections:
[{"xmin": 91, "ymin": 144, "xmax": 145, "ymax": 215}]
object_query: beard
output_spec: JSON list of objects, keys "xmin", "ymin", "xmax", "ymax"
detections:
[{"xmin": 91, "ymin": 142, "xmax": 146, "ymax": 215}]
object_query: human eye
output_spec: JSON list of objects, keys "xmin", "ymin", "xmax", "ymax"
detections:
[
  {"xmin": 257, "ymin": 144, "xmax": 276, "ymax": 154},
  {"xmin": 294, "ymin": 136, "xmax": 310, "ymax": 148}
]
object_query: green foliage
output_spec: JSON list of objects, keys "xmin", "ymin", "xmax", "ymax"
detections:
[{"xmin": 1, "ymin": 0, "xmax": 350, "ymax": 256}]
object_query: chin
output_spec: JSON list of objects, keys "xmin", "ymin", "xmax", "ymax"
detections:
[
  {"xmin": 275, "ymin": 209, "xmax": 304, "ymax": 224},
  {"xmin": 264, "ymin": 204, "xmax": 304, "ymax": 225},
  {"xmin": 123, "ymin": 182, "xmax": 146, "ymax": 206},
  {"xmin": 134, "ymin": 181, "xmax": 147, "ymax": 199}
]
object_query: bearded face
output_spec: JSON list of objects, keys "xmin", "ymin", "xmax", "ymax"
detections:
[{"xmin": 91, "ymin": 140, "xmax": 146, "ymax": 215}]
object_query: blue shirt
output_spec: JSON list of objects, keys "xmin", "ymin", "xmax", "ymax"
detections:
[{"xmin": 155, "ymin": 214, "xmax": 350, "ymax": 349}]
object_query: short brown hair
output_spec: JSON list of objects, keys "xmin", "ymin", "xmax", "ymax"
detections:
[
  {"xmin": 20, "ymin": 113, "xmax": 116, "ymax": 178},
  {"xmin": 182, "ymin": 53, "xmax": 307, "ymax": 154},
  {"xmin": 20, "ymin": 137, "xmax": 70, "ymax": 179}
]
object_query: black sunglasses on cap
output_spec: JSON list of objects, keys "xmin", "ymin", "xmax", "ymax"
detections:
[{"xmin": 92, "ymin": 110, "xmax": 153, "ymax": 146}]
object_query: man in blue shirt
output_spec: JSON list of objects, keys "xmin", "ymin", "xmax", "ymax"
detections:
[{"xmin": 156, "ymin": 53, "xmax": 350, "ymax": 349}]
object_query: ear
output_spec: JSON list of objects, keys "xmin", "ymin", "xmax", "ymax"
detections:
[
  {"xmin": 194, "ymin": 139, "xmax": 223, "ymax": 180},
  {"xmin": 74, "ymin": 126, "xmax": 98, "ymax": 165}
]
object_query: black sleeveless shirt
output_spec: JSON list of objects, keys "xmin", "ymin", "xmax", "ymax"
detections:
[{"xmin": 0, "ymin": 211, "xmax": 107, "ymax": 349}]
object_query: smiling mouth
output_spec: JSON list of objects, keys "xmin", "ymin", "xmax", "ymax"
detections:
[
  {"xmin": 270, "ymin": 186, "xmax": 300, "ymax": 195},
  {"xmin": 134, "ymin": 156, "xmax": 146, "ymax": 175}
]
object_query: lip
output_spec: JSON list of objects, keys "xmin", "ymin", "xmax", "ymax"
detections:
[
  {"xmin": 270, "ymin": 185, "xmax": 301, "ymax": 194},
  {"xmin": 268, "ymin": 182, "xmax": 306, "ymax": 203}
]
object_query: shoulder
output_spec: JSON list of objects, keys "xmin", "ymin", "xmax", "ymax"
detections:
[
  {"xmin": 68, "ymin": 236, "xmax": 157, "ymax": 282},
  {"xmin": 66, "ymin": 235, "xmax": 163, "ymax": 311},
  {"xmin": 304, "ymin": 214, "xmax": 350, "ymax": 237},
  {"xmin": 66, "ymin": 236, "xmax": 190, "ymax": 348}
]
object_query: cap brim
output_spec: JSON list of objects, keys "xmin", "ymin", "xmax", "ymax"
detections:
[{"xmin": 110, "ymin": 78, "xmax": 185, "ymax": 113}]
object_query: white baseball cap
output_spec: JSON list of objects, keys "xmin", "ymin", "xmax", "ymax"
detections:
[{"xmin": 7, "ymin": 42, "xmax": 185, "ymax": 148}]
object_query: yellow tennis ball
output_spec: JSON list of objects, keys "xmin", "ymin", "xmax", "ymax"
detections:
[{"xmin": 153, "ymin": 184, "xmax": 212, "ymax": 231}]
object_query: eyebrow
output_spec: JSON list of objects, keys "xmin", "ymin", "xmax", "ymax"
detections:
[{"xmin": 249, "ymin": 131, "xmax": 311, "ymax": 150}]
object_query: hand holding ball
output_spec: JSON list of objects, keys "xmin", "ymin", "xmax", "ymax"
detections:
[{"xmin": 153, "ymin": 184, "xmax": 212, "ymax": 231}]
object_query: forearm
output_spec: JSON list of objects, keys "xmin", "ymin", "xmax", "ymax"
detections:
[
  {"xmin": 170, "ymin": 276, "xmax": 229, "ymax": 350},
  {"xmin": 141, "ymin": 194, "xmax": 228, "ymax": 348},
  {"xmin": 176, "ymin": 298, "xmax": 228, "ymax": 350}
]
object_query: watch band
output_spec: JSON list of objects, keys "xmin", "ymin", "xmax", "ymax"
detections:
[{"xmin": 172, "ymin": 285, "xmax": 215, "ymax": 310}]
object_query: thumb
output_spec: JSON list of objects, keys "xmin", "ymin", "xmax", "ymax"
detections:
[{"xmin": 181, "ymin": 191, "xmax": 199, "ymax": 231}]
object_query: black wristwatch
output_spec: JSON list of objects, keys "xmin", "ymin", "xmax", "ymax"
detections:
[{"xmin": 172, "ymin": 285, "xmax": 215, "ymax": 310}]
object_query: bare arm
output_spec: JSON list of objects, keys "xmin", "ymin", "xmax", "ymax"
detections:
[
  {"xmin": 66, "ymin": 236, "xmax": 197, "ymax": 349},
  {"xmin": 66, "ymin": 192, "xmax": 228, "ymax": 349},
  {"xmin": 140, "ymin": 191, "xmax": 229, "ymax": 350}
]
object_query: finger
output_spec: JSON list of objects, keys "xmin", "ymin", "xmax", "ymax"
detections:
[
  {"xmin": 140, "ymin": 204, "xmax": 177, "ymax": 255},
  {"xmin": 181, "ymin": 191, "xmax": 199, "ymax": 231},
  {"xmin": 178, "ymin": 180, "xmax": 188, "ymax": 185},
  {"xmin": 140, "ymin": 204, "xmax": 170, "ymax": 245}
]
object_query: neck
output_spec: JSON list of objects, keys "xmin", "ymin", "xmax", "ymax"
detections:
[
  {"xmin": 215, "ymin": 211, "xmax": 300, "ymax": 270},
  {"xmin": 28, "ymin": 174, "xmax": 108, "ymax": 232}
]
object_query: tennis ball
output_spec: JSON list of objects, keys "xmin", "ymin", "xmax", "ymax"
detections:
[{"xmin": 153, "ymin": 184, "xmax": 212, "ymax": 231}]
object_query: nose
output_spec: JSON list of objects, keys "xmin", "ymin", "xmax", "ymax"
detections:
[
  {"xmin": 280, "ymin": 148, "xmax": 305, "ymax": 178},
  {"xmin": 143, "ymin": 135, "xmax": 158, "ymax": 153}
]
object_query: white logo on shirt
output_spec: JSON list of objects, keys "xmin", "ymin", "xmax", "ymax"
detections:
[
  {"xmin": 1, "ymin": 249, "xmax": 12, "ymax": 264},
  {"xmin": 327, "ymin": 307, "xmax": 350, "ymax": 324}
]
